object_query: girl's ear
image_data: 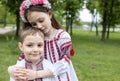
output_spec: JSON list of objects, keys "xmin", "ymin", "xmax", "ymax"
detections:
[
  {"xmin": 48, "ymin": 10, "xmax": 52, "ymax": 19},
  {"xmin": 18, "ymin": 42, "xmax": 23, "ymax": 51}
]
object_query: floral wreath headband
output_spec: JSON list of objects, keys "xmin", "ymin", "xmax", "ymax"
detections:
[{"xmin": 20, "ymin": 0, "xmax": 51, "ymax": 22}]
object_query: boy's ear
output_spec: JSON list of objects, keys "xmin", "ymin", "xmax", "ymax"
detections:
[{"xmin": 18, "ymin": 42, "xmax": 23, "ymax": 51}]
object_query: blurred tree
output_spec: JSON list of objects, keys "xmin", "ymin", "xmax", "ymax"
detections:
[
  {"xmin": 86, "ymin": 0, "xmax": 120, "ymax": 41},
  {"xmin": 49, "ymin": 0, "xmax": 84, "ymax": 35},
  {"xmin": 0, "ymin": 1, "xmax": 7, "ymax": 27},
  {"xmin": 64, "ymin": 0, "xmax": 83, "ymax": 35},
  {"xmin": 49, "ymin": 0, "xmax": 83, "ymax": 35},
  {"xmin": 100, "ymin": 0, "xmax": 120, "ymax": 41},
  {"xmin": 1, "ymin": 0, "xmax": 22, "ymax": 36},
  {"xmin": 86, "ymin": 0, "xmax": 99, "ymax": 36}
]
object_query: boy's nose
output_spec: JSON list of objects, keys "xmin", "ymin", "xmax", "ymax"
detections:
[{"xmin": 33, "ymin": 46, "xmax": 39, "ymax": 52}]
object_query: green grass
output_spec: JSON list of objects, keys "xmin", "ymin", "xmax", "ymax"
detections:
[
  {"xmin": 71, "ymin": 29, "xmax": 120, "ymax": 81},
  {"xmin": 0, "ymin": 30, "xmax": 120, "ymax": 81},
  {"xmin": 0, "ymin": 32, "xmax": 19, "ymax": 81}
]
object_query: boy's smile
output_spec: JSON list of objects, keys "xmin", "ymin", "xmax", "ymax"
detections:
[{"xmin": 19, "ymin": 33, "xmax": 44, "ymax": 64}]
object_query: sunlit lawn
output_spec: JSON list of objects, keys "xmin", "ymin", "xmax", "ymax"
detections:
[
  {"xmin": 71, "ymin": 29, "xmax": 120, "ymax": 81},
  {"xmin": 0, "ymin": 29, "xmax": 120, "ymax": 81},
  {"xmin": 0, "ymin": 32, "xmax": 19, "ymax": 81}
]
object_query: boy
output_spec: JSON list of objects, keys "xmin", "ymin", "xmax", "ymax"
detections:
[{"xmin": 9, "ymin": 27, "xmax": 56, "ymax": 81}]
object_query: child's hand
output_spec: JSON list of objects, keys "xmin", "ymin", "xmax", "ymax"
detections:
[
  {"xmin": 14, "ymin": 68, "xmax": 28, "ymax": 81},
  {"xmin": 14, "ymin": 68, "xmax": 37, "ymax": 80},
  {"xmin": 25, "ymin": 69, "xmax": 37, "ymax": 80},
  {"xmin": 54, "ymin": 59, "xmax": 69, "ymax": 75},
  {"xmin": 8, "ymin": 65, "xmax": 25, "ymax": 78}
]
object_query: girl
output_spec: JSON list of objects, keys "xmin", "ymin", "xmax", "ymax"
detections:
[
  {"xmin": 10, "ymin": 27, "xmax": 56, "ymax": 81},
  {"xmin": 8, "ymin": 0, "xmax": 78, "ymax": 81}
]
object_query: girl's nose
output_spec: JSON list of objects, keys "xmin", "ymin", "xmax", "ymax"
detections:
[{"xmin": 37, "ymin": 23, "xmax": 42, "ymax": 29}]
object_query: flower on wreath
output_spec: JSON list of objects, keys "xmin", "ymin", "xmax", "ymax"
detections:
[{"xmin": 20, "ymin": 0, "xmax": 51, "ymax": 22}]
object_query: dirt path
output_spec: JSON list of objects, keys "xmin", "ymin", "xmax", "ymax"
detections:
[{"xmin": 0, "ymin": 27, "xmax": 16, "ymax": 34}]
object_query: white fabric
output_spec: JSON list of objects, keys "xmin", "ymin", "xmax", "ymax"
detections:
[
  {"xmin": 53, "ymin": 59, "xmax": 78, "ymax": 81},
  {"xmin": 10, "ymin": 59, "xmax": 56, "ymax": 81},
  {"xmin": 53, "ymin": 59, "xmax": 68, "ymax": 75},
  {"xmin": 44, "ymin": 29, "xmax": 78, "ymax": 81}
]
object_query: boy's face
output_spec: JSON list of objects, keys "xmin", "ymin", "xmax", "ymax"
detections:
[{"xmin": 19, "ymin": 33, "xmax": 44, "ymax": 63}]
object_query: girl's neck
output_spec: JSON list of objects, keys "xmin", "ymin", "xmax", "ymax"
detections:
[{"xmin": 45, "ymin": 27, "xmax": 58, "ymax": 40}]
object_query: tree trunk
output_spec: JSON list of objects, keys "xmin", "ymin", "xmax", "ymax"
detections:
[
  {"xmin": 95, "ymin": 23, "xmax": 98, "ymax": 36},
  {"xmin": 90, "ymin": 13, "xmax": 95, "ymax": 31},
  {"xmin": 107, "ymin": 0, "xmax": 114, "ymax": 39},
  {"xmin": 112, "ymin": 26, "xmax": 115, "ymax": 32},
  {"xmin": 95, "ymin": 12, "xmax": 99, "ymax": 36},
  {"xmin": 16, "ymin": 11, "xmax": 20, "ymax": 36},
  {"xmin": 3, "ymin": 3, "xmax": 7, "ymax": 27},
  {"xmin": 66, "ymin": 10, "xmax": 69, "ymax": 32},
  {"xmin": 101, "ymin": 0, "xmax": 108, "ymax": 41},
  {"xmin": 70, "ymin": 17, "xmax": 73, "ymax": 35}
]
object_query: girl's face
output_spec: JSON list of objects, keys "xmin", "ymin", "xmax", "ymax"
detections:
[
  {"xmin": 27, "ymin": 11, "xmax": 52, "ymax": 35},
  {"xmin": 19, "ymin": 33, "xmax": 44, "ymax": 63}
]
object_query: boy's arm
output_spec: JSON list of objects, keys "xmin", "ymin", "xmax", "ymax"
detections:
[
  {"xmin": 35, "ymin": 59, "xmax": 55, "ymax": 79},
  {"xmin": 15, "ymin": 55, "xmax": 54, "ymax": 79},
  {"xmin": 8, "ymin": 65, "xmax": 17, "ymax": 78},
  {"xmin": 8, "ymin": 61, "xmax": 68, "ymax": 80},
  {"xmin": 31, "ymin": 69, "xmax": 53, "ymax": 79}
]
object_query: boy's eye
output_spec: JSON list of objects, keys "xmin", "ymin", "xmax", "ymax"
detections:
[
  {"xmin": 27, "ymin": 44, "xmax": 32, "ymax": 47},
  {"xmin": 38, "ymin": 44, "xmax": 42, "ymax": 47},
  {"xmin": 38, "ymin": 44, "xmax": 43, "ymax": 47}
]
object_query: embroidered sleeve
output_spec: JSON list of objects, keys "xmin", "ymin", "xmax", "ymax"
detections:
[
  {"xmin": 58, "ymin": 31, "xmax": 72, "ymax": 57},
  {"xmin": 59, "ymin": 31, "xmax": 72, "ymax": 50}
]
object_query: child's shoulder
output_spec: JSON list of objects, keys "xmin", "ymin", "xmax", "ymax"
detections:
[
  {"xmin": 55, "ymin": 29, "xmax": 71, "ymax": 39},
  {"xmin": 16, "ymin": 59, "xmax": 25, "ymax": 67}
]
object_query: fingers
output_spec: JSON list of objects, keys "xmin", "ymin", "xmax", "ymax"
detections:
[
  {"xmin": 15, "ymin": 68, "xmax": 27, "ymax": 73},
  {"xmin": 14, "ymin": 68, "xmax": 28, "ymax": 81},
  {"xmin": 25, "ymin": 69, "xmax": 36, "ymax": 80},
  {"xmin": 13, "ymin": 68, "xmax": 36, "ymax": 80},
  {"xmin": 15, "ymin": 76, "xmax": 27, "ymax": 81},
  {"xmin": 14, "ymin": 74, "xmax": 28, "ymax": 81},
  {"xmin": 14, "ymin": 69, "xmax": 27, "ymax": 77},
  {"xmin": 15, "ymin": 66, "xmax": 25, "ymax": 70}
]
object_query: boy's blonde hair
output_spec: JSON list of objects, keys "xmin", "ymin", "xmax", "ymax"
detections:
[{"xmin": 19, "ymin": 27, "xmax": 44, "ymax": 43}]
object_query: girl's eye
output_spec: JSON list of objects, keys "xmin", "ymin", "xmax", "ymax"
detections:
[
  {"xmin": 32, "ymin": 24, "xmax": 36, "ymax": 27},
  {"xmin": 31, "ymin": 23, "xmax": 37, "ymax": 27},
  {"xmin": 38, "ymin": 19, "xmax": 44, "ymax": 23},
  {"xmin": 38, "ymin": 20, "xmax": 43, "ymax": 23}
]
